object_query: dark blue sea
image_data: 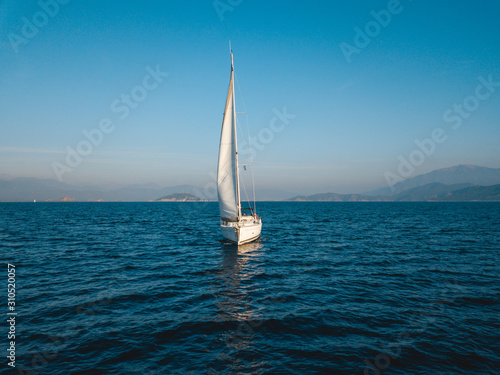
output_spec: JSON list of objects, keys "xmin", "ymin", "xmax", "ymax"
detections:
[{"xmin": 1, "ymin": 202, "xmax": 499, "ymax": 375}]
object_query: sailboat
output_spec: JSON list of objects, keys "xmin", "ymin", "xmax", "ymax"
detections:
[{"xmin": 217, "ymin": 49, "xmax": 262, "ymax": 245}]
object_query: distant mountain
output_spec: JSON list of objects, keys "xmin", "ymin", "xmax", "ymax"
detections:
[
  {"xmin": 2, "ymin": 165, "xmax": 499, "ymax": 202},
  {"xmin": 367, "ymin": 165, "xmax": 500, "ymax": 196},
  {"xmin": 0, "ymin": 178, "xmax": 205, "ymax": 202},
  {"xmin": 0, "ymin": 178, "xmax": 76, "ymax": 202},
  {"xmin": 155, "ymin": 193, "xmax": 203, "ymax": 202},
  {"xmin": 106, "ymin": 184, "xmax": 203, "ymax": 201},
  {"xmin": 394, "ymin": 183, "xmax": 473, "ymax": 201},
  {"xmin": 430, "ymin": 184, "xmax": 500, "ymax": 201},
  {"xmin": 254, "ymin": 188, "xmax": 300, "ymax": 201},
  {"xmin": 288, "ymin": 193, "xmax": 389, "ymax": 202},
  {"xmin": 287, "ymin": 182, "xmax": 500, "ymax": 202},
  {"xmin": 0, "ymin": 177, "xmax": 297, "ymax": 202},
  {"xmin": 55, "ymin": 196, "xmax": 76, "ymax": 202}
]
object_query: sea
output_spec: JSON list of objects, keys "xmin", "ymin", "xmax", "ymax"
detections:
[{"xmin": 1, "ymin": 202, "xmax": 498, "ymax": 375}]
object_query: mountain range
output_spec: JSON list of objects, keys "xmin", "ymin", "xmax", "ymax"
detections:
[
  {"xmin": 1, "ymin": 165, "xmax": 499, "ymax": 202},
  {"xmin": 288, "ymin": 183, "xmax": 500, "ymax": 202},
  {"xmin": 289, "ymin": 165, "xmax": 500, "ymax": 202},
  {"xmin": 0, "ymin": 178, "xmax": 202, "ymax": 202},
  {"xmin": 366, "ymin": 165, "xmax": 500, "ymax": 196}
]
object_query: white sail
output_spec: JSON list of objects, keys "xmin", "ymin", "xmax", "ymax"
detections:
[
  {"xmin": 217, "ymin": 50, "xmax": 262, "ymax": 245},
  {"xmin": 217, "ymin": 55, "xmax": 239, "ymax": 222}
]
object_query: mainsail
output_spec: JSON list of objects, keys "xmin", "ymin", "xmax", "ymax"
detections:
[
  {"xmin": 217, "ymin": 53, "xmax": 240, "ymax": 222},
  {"xmin": 216, "ymin": 49, "xmax": 262, "ymax": 245}
]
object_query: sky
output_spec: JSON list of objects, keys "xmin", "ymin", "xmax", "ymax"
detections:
[{"xmin": 1, "ymin": 0, "xmax": 499, "ymax": 194}]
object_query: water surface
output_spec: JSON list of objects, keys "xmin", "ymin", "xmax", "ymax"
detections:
[{"xmin": 1, "ymin": 202, "xmax": 498, "ymax": 374}]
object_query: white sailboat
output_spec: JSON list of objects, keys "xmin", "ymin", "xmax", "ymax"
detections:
[{"xmin": 217, "ymin": 49, "xmax": 262, "ymax": 245}]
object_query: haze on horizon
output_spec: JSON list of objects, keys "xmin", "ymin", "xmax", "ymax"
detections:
[{"xmin": 1, "ymin": 0, "xmax": 499, "ymax": 194}]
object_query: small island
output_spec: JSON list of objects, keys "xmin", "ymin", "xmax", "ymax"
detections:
[
  {"xmin": 44, "ymin": 196, "xmax": 77, "ymax": 202},
  {"xmin": 155, "ymin": 193, "xmax": 204, "ymax": 202}
]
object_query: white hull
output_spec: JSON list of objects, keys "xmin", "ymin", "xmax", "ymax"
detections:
[
  {"xmin": 221, "ymin": 219, "xmax": 262, "ymax": 245},
  {"xmin": 217, "ymin": 51, "xmax": 262, "ymax": 245}
]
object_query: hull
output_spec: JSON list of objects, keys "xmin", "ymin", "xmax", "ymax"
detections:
[
  {"xmin": 221, "ymin": 220, "xmax": 262, "ymax": 245},
  {"xmin": 217, "ymin": 52, "xmax": 262, "ymax": 247}
]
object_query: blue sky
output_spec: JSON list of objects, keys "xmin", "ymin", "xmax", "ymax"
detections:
[{"xmin": 1, "ymin": 0, "xmax": 499, "ymax": 193}]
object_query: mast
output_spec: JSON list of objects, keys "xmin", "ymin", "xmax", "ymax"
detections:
[{"xmin": 231, "ymin": 50, "xmax": 242, "ymax": 220}]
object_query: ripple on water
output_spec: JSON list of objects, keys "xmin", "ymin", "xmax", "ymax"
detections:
[{"xmin": 0, "ymin": 202, "xmax": 498, "ymax": 374}]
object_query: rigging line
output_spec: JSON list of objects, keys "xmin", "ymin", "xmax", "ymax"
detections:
[
  {"xmin": 233, "ymin": 97, "xmax": 247, "ymax": 150},
  {"xmin": 235, "ymin": 114, "xmax": 252, "ymax": 208},
  {"xmin": 237, "ymin": 127, "xmax": 254, "ymax": 208},
  {"xmin": 252, "ymin": 158, "xmax": 257, "ymax": 214},
  {"xmin": 240, "ymin": 165, "xmax": 251, "ymax": 209},
  {"xmin": 245, "ymin": 165, "xmax": 252, "ymax": 205},
  {"xmin": 242, "ymin": 154, "xmax": 255, "ymax": 212},
  {"xmin": 234, "ymin": 70, "xmax": 256, "ymax": 211},
  {"xmin": 234, "ymin": 73, "xmax": 252, "ymax": 161}
]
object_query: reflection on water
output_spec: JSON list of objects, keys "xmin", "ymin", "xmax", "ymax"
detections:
[
  {"xmin": 7, "ymin": 202, "xmax": 496, "ymax": 374},
  {"xmin": 211, "ymin": 240, "xmax": 265, "ymax": 372},
  {"xmin": 215, "ymin": 240, "xmax": 264, "ymax": 319},
  {"xmin": 237, "ymin": 240, "xmax": 265, "ymax": 254}
]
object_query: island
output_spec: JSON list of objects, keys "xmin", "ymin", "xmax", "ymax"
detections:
[{"xmin": 154, "ymin": 193, "xmax": 204, "ymax": 202}]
